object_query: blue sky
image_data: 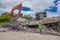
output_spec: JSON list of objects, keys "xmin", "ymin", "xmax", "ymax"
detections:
[{"xmin": 0, "ymin": 0, "xmax": 60, "ymax": 17}]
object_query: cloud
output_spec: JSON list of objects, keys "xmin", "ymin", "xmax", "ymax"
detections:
[
  {"xmin": 1, "ymin": 0, "xmax": 25, "ymax": 3},
  {"xmin": 0, "ymin": 0, "xmax": 54, "ymax": 12},
  {"xmin": 44, "ymin": 6, "xmax": 58, "ymax": 13},
  {"xmin": 44, "ymin": 0, "xmax": 59, "ymax": 12},
  {"xmin": 31, "ymin": 0, "xmax": 54, "ymax": 12},
  {"xmin": 0, "ymin": 0, "xmax": 32, "ymax": 13},
  {"xmin": 54, "ymin": 0, "xmax": 60, "ymax": 3},
  {"xmin": 43, "ymin": 0, "xmax": 60, "ymax": 15},
  {"xmin": 47, "ymin": 12, "xmax": 59, "ymax": 17},
  {"xmin": 57, "ymin": 1, "xmax": 60, "ymax": 15},
  {"xmin": 0, "ymin": 0, "xmax": 60, "ymax": 17}
]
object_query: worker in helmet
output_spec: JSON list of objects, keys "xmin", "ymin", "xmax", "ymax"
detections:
[
  {"xmin": 25, "ymin": 19, "xmax": 30, "ymax": 28},
  {"xmin": 38, "ymin": 22, "xmax": 43, "ymax": 34}
]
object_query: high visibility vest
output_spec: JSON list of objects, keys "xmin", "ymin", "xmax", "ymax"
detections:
[
  {"xmin": 38, "ymin": 24, "xmax": 43, "ymax": 29},
  {"xmin": 26, "ymin": 20, "xmax": 29, "ymax": 25}
]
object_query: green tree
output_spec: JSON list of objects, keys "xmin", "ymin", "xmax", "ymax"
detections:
[{"xmin": 0, "ymin": 12, "xmax": 11, "ymax": 24}]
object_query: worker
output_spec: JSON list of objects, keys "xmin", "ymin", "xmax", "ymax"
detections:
[
  {"xmin": 38, "ymin": 22, "xmax": 43, "ymax": 34},
  {"xmin": 25, "ymin": 19, "xmax": 30, "ymax": 27}
]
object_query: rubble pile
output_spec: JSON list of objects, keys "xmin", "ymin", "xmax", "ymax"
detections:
[{"xmin": 0, "ymin": 18, "xmax": 39, "ymax": 33}]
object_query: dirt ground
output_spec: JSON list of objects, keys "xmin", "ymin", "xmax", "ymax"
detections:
[{"xmin": 0, "ymin": 32, "xmax": 60, "ymax": 40}]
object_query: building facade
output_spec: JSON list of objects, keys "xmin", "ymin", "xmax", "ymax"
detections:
[{"xmin": 36, "ymin": 12, "xmax": 47, "ymax": 20}]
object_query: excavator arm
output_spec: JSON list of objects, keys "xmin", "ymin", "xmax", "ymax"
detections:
[{"xmin": 10, "ymin": 3, "xmax": 22, "ymax": 18}]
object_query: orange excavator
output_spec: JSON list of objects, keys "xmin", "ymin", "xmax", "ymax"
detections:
[{"xmin": 10, "ymin": 3, "xmax": 22, "ymax": 18}]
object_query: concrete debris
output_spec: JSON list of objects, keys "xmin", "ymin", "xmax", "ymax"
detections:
[
  {"xmin": 0, "ymin": 27, "xmax": 9, "ymax": 32},
  {"xmin": 0, "ymin": 17, "xmax": 60, "ymax": 36}
]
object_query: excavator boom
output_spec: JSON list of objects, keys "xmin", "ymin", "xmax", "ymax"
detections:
[{"xmin": 10, "ymin": 3, "xmax": 22, "ymax": 18}]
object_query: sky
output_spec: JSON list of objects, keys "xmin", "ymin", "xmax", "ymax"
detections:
[{"xmin": 0, "ymin": 0, "xmax": 60, "ymax": 17}]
